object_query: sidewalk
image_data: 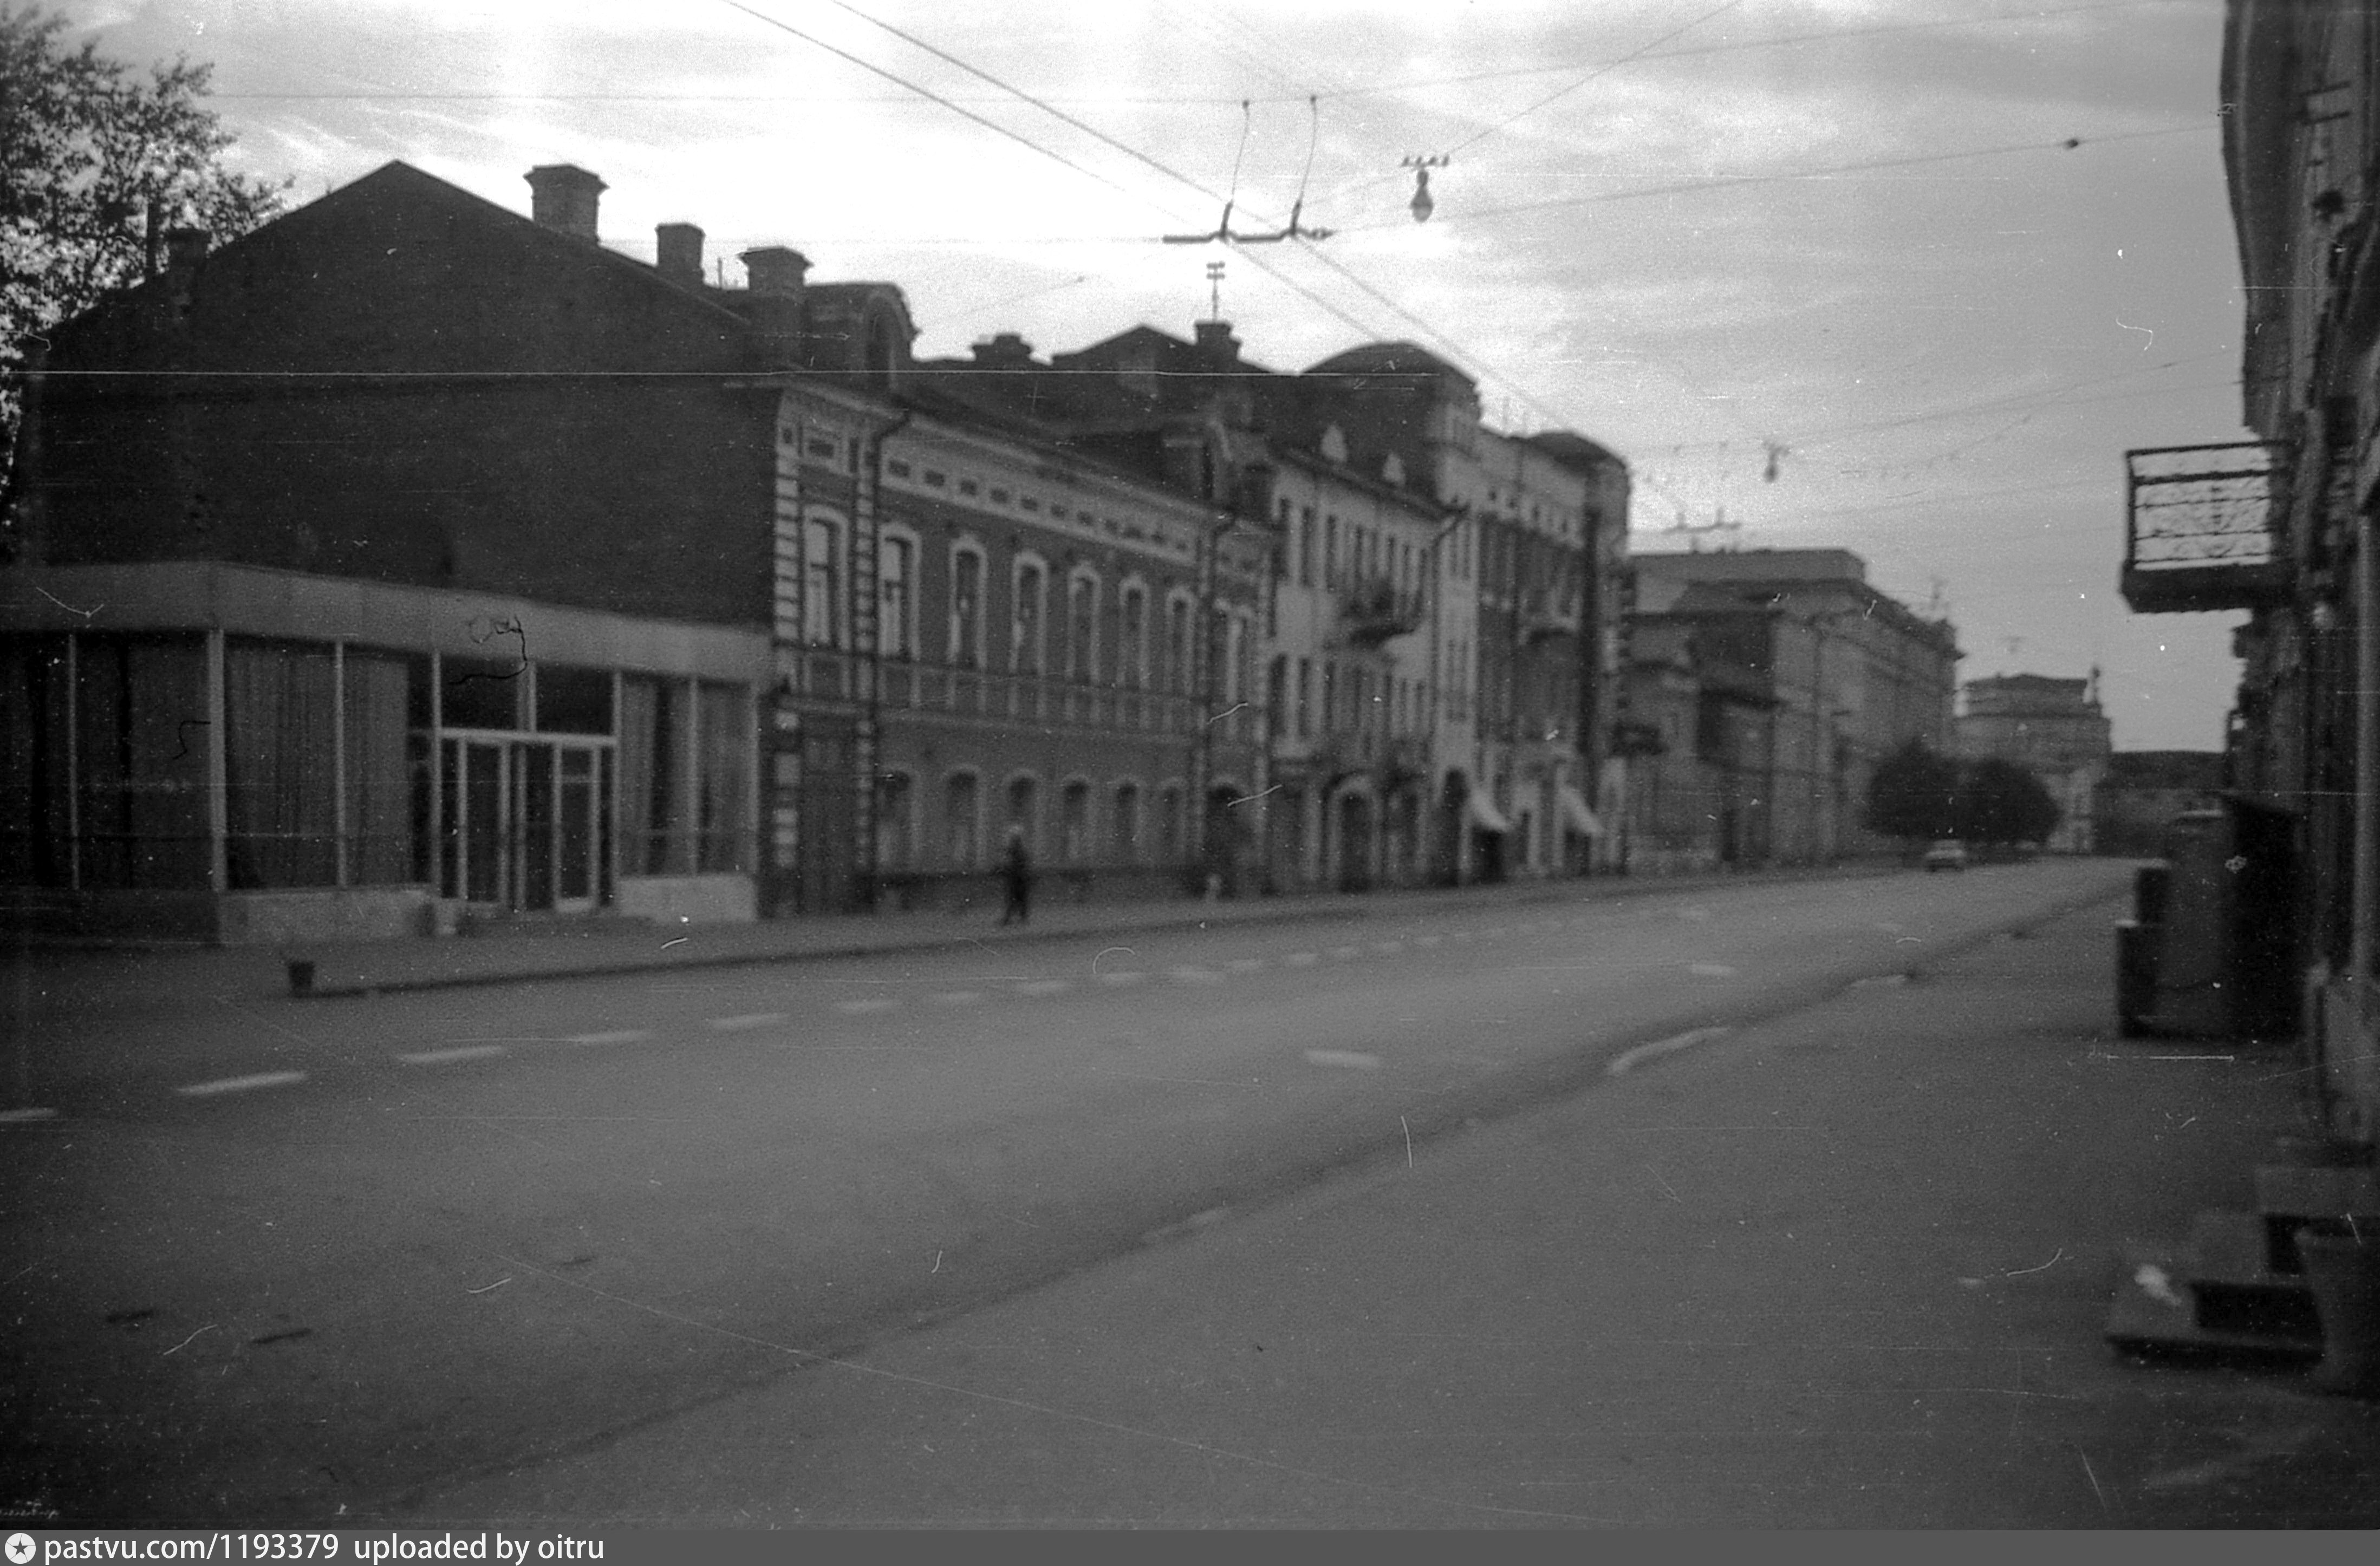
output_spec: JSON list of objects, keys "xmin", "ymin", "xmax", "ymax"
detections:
[
  {"xmin": 3, "ymin": 863, "xmax": 1895, "ymax": 1007},
  {"xmin": 401, "ymin": 899, "xmax": 2380, "ymax": 1528}
]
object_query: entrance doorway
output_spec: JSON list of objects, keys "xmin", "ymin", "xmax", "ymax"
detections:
[{"xmin": 439, "ymin": 736, "xmax": 612, "ymax": 912}]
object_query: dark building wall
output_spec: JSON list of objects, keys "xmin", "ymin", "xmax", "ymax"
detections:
[{"xmin": 21, "ymin": 163, "xmax": 776, "ymax": 631}]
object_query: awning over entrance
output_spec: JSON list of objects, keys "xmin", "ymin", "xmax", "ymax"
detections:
[
  {"xmin": 1464, "ymin": 788, "xmax": 1512, "ymax": 834},
  {"xmin": 1558, "ymin": 784, "xmax": 1604, "ymax": 838}
]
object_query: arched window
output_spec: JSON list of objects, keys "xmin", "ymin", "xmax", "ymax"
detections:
[
  {"xmin": 875, "ymin": 772, "xmax": 914, "ymax": 870},
  {"xmin": 1060, "ymin": 779, "xmax": 1090, "ymax": 864},
  {"xmin": 950, "ymin": 545, "xmax": 985, "ymax": 669},
  {"xmin": 878, "ymin": 530, "xmax": 915, "ymax": 657},
  {"xmin": 1112, "ymin": 781, "xmax": 1141, "ymax": 863},
  {"xmin": 943, "ymin": 771, "xmax": 979, "ymax": 869},
  {"xmin": 804, "ymin": 514, "xmax": 842, "ymax": 647},
  {"xmin": 1156, "ymin": 784, "xmax": 1184, "ymax": 863},
  {"xmin": 1006, "ymin": 774, "xmax": 1038, "ymax": 854},
  {"xmin": 1119, "ymin": 582, "xmax": 1149, "ymax": 690},
  {"xmin": 1067, "ymin": 570, "xmax": 1100, "ymax": 683},
  {"xmin": 1012, "ymin": 556, "xmax": 1046, "ymax": 675}
]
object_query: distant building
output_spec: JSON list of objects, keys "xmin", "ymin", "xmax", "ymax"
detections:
[
  {"xmin": 1627, "ymin": 549, "xmax": 1961, "ymax": 866},
  {"xmin": 2094, "ymin": 750, "xmax": 2225, "ymax": 857},
  {"xmin": 1955, "ymin": 673, "xmax": 2113, "ymax": 853}
]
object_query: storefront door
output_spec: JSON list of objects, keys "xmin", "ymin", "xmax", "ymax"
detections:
[{"xmin": 440, "ymin": 735, "xmax": 609, "ymax": 912}]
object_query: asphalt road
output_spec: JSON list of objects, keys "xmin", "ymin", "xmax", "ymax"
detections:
[{"xmin": 1, "ymin": 860, "xmax": 2131, "ymax": 1524}]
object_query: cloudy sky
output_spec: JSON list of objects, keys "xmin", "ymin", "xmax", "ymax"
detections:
[{"xmin": 67, "ymin": 0, "xmax": 2252, "ymax": 748}]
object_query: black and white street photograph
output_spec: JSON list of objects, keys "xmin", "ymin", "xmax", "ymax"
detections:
[{"xmin": 3, "ymin": 0, "xmax": 2378, "ymax": 1535}]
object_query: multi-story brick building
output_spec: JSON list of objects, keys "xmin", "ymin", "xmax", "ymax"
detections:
[{"xmin": 0, "ymin": 159, "xmax": 1264, "ymax": 940}]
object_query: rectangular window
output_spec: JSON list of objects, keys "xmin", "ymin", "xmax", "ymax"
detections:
[
  {"xmin": 223, "ymin": 637, "xmax": 339, "ymax": 889},
  {"xmin": 0, "ymin": 636, "xmax": 73, "ymax": 887},
  {"xmin": 1267, "ymin": 657, "xmax": 1287, "ymax": 739},
  {"xmin": 1325, "ymin": 517, "xmax": 1338, "ymax": 588},
  {"xmin": 1298, "ymin": 507, "xmax": 1315, "ymax": 586},
  {"xmin": 1296, "ymin": 658, "xmax": 1312, "ymax": 739},
  {"xmin": 618, "ymin": 675, "xmax": 687, "ymax": 875},
  {"xmin": 880, "ymin": 537, "xmax": 913, "ymax": 657},
  {"xmin": 443, "ymin": 654, "xmax": 521, "ymax": 730},
  {"xmin": 535, "ymin": 664, "xmax": 612, "ymax": 735},
  {"xmin": 1013, "ymin": 563, "xmax": 1043, "ymax": 674},
  {"xmin": 805, "ymin": 518, "xmax": 841, "ymax": 648},
  {"xmin": 345, "ymin": 648, "xmax": 420, "ymax": 886},
  {"xmin": 952, "ymin": 551, "xmax": 984, "ymax": 669},
  {"xmin": 695, "ymin": 681, "xmax": 747, "ymax": 872}
]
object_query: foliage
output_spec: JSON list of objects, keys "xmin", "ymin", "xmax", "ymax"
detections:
[
  {"xmin": 1, "ymin": 5, "xmax": 285, "ymax": 463},
  {"xmin": 1954, "ymin": 755, "xmax": 2062, "ymax": 848},
  {"xmin": 1864, "ymin": 739, "xmax": 1960, "ymax": 843}
]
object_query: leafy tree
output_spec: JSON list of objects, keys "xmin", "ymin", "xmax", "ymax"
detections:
[
  {"xmin": 1864, "ymin": 739, "xmax": 1960, "ymax": 844},
  {"xmin": 1954, "ymin": 756, "xmax": 2062, "ymax": 848},
  {"xmin": 1, "ymin": 5, "xmax": 285, "ymax": 472}
]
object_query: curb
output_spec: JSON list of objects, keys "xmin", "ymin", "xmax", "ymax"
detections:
[{"xmin": 283, "ymin": 864, "xmax": 1910, "ymax": 1000}]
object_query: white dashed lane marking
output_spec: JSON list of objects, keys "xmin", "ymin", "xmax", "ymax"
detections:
[
  {"xmin": 1225, "ymin": 957, "xmax": 1267, "ymax": 974},
  {"xmin": 1097, "ymin": 971, "xmax": 1147, "ymax": 988},
  {"xmin": 1304, "ymin": 1048, "xmax": 1382, "ymax": 1070},
  {"xmin": 707, "ymin": 1012, "xmax": 789, "ymax": 1031},
  {"xmin": 0, "ymin": 1107, "xmax": 61, "ymax": 1124},
  {"xmin": 177, "ymin": 1071, "xmax": 307, "ymax": 1098},
  {"xmin": 1688, "ymin": 962, "xmax": 1736, "ymax": 978},
  {"xmin": 398, "ymin": 1046, "xmax": 509, "ymax": 1066},
  {"xmin": 833, "ymin": 997, "xmax": 902, "ymax": 1015},
  {"xmin": 565, "ymin": 1029, "xmax": 653, "ymax": 1046},
  {"xmin": 1414, "ymin": 934, "xmax": 1442, "ymax": 947},
  {"xmin": 1013, "ymin": 979, "xmax": 1072, "ymax": 997},
  {"xmin": 1328, "ymin": 946, "xmax": 1361, "ymax": 961},
  {"xmin": 1607, "ymin": 1026, "xmax": 1731, "ymax": 1078}
]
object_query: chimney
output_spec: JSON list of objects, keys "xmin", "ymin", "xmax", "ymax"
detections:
[
  {"xmin": 739, "ymin": 246, "xmax": 809, "ymax": 368},
  {"xmin": 162, "ymin": 226, "xmax": 209, "ymax": 319},
  {"xmin": 164, "ymin": 226, "xmax": 210, "ymax": 275},
  {"xmin": 740, "ymin": 245, "xmax": 810, "ymax": 296},
  {"xmin": 656, "ymin": 223, "xmax": 705, "ymax": 286},
  {"xmin": 1193, "ymin": 319, "xmax": 1241, "ymax": 369},
  {"xmin": 970, "ymin": 331, "xmax": 1035, "ymax": 369},
  {"xmin": 524, "ymin": 164, "xmax": 605, "ymax": 242}
]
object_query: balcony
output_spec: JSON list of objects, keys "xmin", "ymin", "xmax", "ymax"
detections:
[
  {"xmin": 1338, "ymin": 577, "xmax": 1423, "ymax": 647},
  {"xmin": 2121, "ymin": 442, "xmax": 2294, "ymax": 614}
]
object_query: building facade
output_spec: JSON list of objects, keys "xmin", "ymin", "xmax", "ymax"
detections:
[
  {"xmin": 1955, "ymin": 673, "xmax": 2114, "ymax": 853},
  {"xmin": 2115, "ymin": 0, "xmax": 2379, "ymax": 1133},
  {"xmin": 1625, "ymin": 549, "xmax": 1962, "ymax": 867}
]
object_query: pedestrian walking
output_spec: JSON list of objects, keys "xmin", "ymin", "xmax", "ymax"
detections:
[{"xmin": 999, "ymin": 826, "xmax": 1034, "ymax": 926}]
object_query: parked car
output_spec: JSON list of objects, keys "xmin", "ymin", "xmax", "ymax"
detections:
[{"xmin": 1923, "ymin": 839, "xmax": 1969, "ymax": 872}]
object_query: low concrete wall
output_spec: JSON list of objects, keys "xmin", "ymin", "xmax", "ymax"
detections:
[
  {"xmin": 218, "ymin": 887, "xmax": 435, "ymax": 946},
  {"xmin": 617, "ymin": 874, "xmax": 758, "ymax": 926}
]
